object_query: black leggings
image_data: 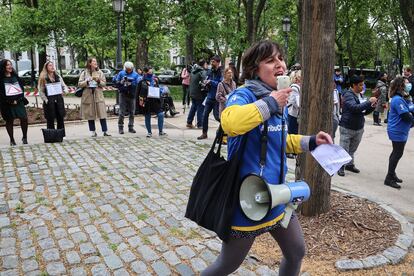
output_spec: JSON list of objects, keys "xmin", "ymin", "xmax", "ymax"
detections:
[
  {"xmin": 6, "ymin": 118, "xmax": 28, "ymax": 143},
  {"xmin": 201, "ymin": 215, "xmax": 306, "ymax": 276},
  {"xmin": 387, "ymin": 141, "xmax": 406, "ymax": 176}
]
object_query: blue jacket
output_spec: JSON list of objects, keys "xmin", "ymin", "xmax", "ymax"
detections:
[
  {"xmin": 334, "ymin": 74, "xmax": 344, "ymax": 93},
  {"xmin": 116, "ymin": 70, "xmax": 140, "ymax": 86},
  {"xmin": 339, "ymin": 89, "xmax": 374, "ymax": 130},
  {"xmin": 206, "ymin": 67, "xmax": 223, "ymax": 100},
  {"xmin": 387, "ymin": 94, "xmax": 412, "ymax": 142}
]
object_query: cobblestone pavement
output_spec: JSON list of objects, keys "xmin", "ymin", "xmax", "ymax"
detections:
[{"xmin": 0, "ymin": 137, "xmax": 279, "ymax": 276}]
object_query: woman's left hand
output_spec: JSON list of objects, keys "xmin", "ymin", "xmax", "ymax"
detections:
[{"xmin": 315, "ymin": 131, "xmax": 333, "ymax": 145}]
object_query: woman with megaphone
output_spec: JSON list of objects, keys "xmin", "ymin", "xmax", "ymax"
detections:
[{"xmin": 201, "ymin": 40, "xmax": 332, "ymax": 276}]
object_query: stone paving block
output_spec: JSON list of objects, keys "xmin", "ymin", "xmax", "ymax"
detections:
[
  {"xmin": 127, "ymin": 236, "xmax": 142, "ymax": 248},
  {"xmin": 120, "ymin": 249, "xmax": 136, "ymax": 263},
  {"xmin": 104, "ymin": 254, "xmax": 124, "ymax": 270},
  {"xmin": 131, "ymin": 260, "xmax": 149, "ymax": 274},
  {"xmin": 22, "ymin": 259, "xmax": 39, "ymax": 273},
  {"xmin": 58, "ymin": 238, "xmax": 74, "ymax": 250},
  {"xmin": 361, "ymin": 254, "xmax": 390, "ymax": 269},
  {"xmin": 190, "ymin": 257, "xmax": 208, "ymax": 272},
  {"xmin": 382, "ymin": 246, "xmax": 407, "ymax": 264},
  {"xmin": 0, "ymin": 238, "xmax": 16, "ymax": 248},
  {"xmin": 2, "ymin": 255, "xmax": 18, "ymax": 269},
  {"xmin": 71, "ymin": 231, "xmax": 88, "ymax": 243},
  {"xmin": 176, "ymin": 246, "xmax": 196, "ymax": 259},
  {"xmin": 0, "ymin": 247, "xmax": 15, "ymax": 256},
  {"xmin": 255, "ymin": 265, "xmax": 278, "ymax": 276},
  {"xmin": 70, "ymin": 267, "xmax": 87, "ymax": 276},
  {"xmin": 80, "ymin": 242, "xmax": 97, "ymax": 255},
  {"xmin": 46, "ymin": 262, "xmax": 66, "ymax": 275},
  {"xmin": 66, "ymin": 251, "xmax": 81, "ymax": 264},
  {"xmin": 53, "ymin": 228, "xmax": 67, "ymax": 239},
  {"xmin": 163, "ymin": 250, "xmax": 181, "ymax": 266},
  {"xmin": 21, "ymin": 246, "xmax": 36, "ymax": 259},
  {"xmin": 34, "ymin": 226, "xmax": 49, "ymax": 240},
  {"xmin": 137, "ymin": 245, "xmax": 159, "ymax": 262},
  {"xmin": 335, "ymin": 259, "xmax": 364, "ymax": 271},
  {"xmin": 114, "ymin": 268, "xmax": 130, "ymax": 276},
  {"xmin": 395, "ymin": 233, "xmax": 414, "ymax": 250},
  {"xmin": 1, "ymin": 228, "xmax": 13, "ymax": 238},
  {"xmin": 42, "ymin": 248, "xmax": 60, "ymax": 261},
  {"xmin": 84, "ymin": 256, "xmax": 101, "ymax": 264},
  {"xmin": 152, "ymin": 260, "xmax": 171, "ymax": 275},
  {"xmin": 39, "ymin": 238, "xmax": 55, "ymax": 250},
  {"xmin": 199, "ymin": 249, "xmax": 217, "ymax": 263},
  {"xmin": 97, "ymin": 243, "xmax": 114, "ymax": 257},
  {"xmin": 91, "ymin": 263, "xmax": 110, "ymax": 276},
  {"xmin": 175, "ymin": 263, "xmax": 195, "ymax": 276},
  {"xmin": 108, "ymin": 233, "xmax": 123, "ymax": 244},
  {"xmin": 0, "ymin": 269, "xmax": 19, "ymax": 276}
]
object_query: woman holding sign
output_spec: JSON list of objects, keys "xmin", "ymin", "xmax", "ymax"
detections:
[
  {"xmin": 78, "ymin": 58, "xmax": 110, "ymax": 137},
  {"xmin": 38, "ymin": 61, "xmax": 68, "ymax": 136},
  {"xmin": 0, "ymin": 59, "xmax": 29, "ymax": 146},
  {"xmin": 137, "ymin": 67, "xmax": 167, "ymax": 137}
]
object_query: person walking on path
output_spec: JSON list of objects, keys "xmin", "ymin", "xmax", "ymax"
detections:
[
  {"xmin": 186, "ymin": 60, "xmax": 207, "ymax": 129},
  {"xmin": 138, "ymin": 67, "xmax": 167, "ymax": 138},
  {"xmin": 287, "ymin": 69, "xmax": 301, "ymax": 135},
  {"xmin": 38, "ymin": 61, "xmax": 68, "ymax": 136},
  {"xmin": 78, "ymin": 57, "xmax": 111, "ymax": 137},
  {"xmin": 181, "ymin": 65, "xmax": 191, "ymax": 108},
  {"xmin": 337, "ymin": 75, "xmax": 377, "ymax": 176},
  {"xmin": 373, "ymin": 72, "xmax": 388, "ymax": 126},
  {"xmin": 384, "ymin": 76, "xmax": 414, "ymax": 189},
  {"xmin": 215, "ymin": 67, "xmax": 236, "ymax": 118},
  {"xmin": 115, "ymin": 61, "xmax": 139, "ymax": 134},
  {"xmin": 198, "ymin": 55, "xmax": 222, "ymax": 140},
  {"xmin": 202, "ymin": 40, "xmax": 333, "ymax": 276},
  {"xmin": 0, "ymin": 59, "xmax": 29, "ymax": 146}
]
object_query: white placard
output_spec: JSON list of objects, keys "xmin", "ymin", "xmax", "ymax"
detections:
[
  {"xmin": 310, "ymin": 144, "xmax": 352, "ymax": 176},
  {"xmin": 148, "ymin": 86, "xmax": 160, "ymax": 98},
  {"xmin": 4, "ymin": 82, "xmax": 23, "ymax": 96},
  {"xmin": 46, "ymin": 82, "xmax": 63, "ymax": 96},
  {"xmin": 88, "ymin": 80, "xmax": 98, "ymax": 88}
]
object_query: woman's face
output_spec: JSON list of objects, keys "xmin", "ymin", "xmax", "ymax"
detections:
[
  {"xmin": 90, "ymin": 59, "xmax": 98, "ymax": 69},
  {"xmin": 224, "ymin": 70, "xmax": 233, "ymax": 80},
  {"xmin": 47, "ymin": 62, "xmax": 55, "ymax": 73},
  {"xmin": 5, "ymin": 61, "xmax": 13, "ymax": 74},
  {"xmin": 256, "ymin": 50, "xmax": 287, "ymax": 89}
]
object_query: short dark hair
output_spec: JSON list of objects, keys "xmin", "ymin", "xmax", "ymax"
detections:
[
  {"xmin": 389, "ymin": 76, "xmax": 405, "ymax": 98},
  {"xmin": 197, "ymin": 59, "xmax": 206, "ymax": 67},
  {"xmin": 241, "ymin": 40, "xmax": 284, "ymax": 80},
  {"xmin": 143, "ymin": 66, "xmax": 152, "ymax": 73},
  {"xmin": 335, "ymin": 68, "xmax": 341, "ymax": 72},
  {"xmin": 405, "ymin": 67, "xmax": 412, "ymax": 73},
  {"xmin": 350, "ymin": 75, "xmax": 363, "ymax": 85},
  {"xmin": 378, "ymin": 72, "xmax": 386, "ymax": 80},
  {"xmin": 211, "ymin": 55, "xmax": 221, "ymax": 62}
]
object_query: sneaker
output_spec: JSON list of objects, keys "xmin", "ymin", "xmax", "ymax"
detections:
[
  {"xmin": 197, "ymin": 133, "xmax": 207, "ymax": 140},
  {"xmin": 384, "ymin": 178, "xmax": 401, "ymax": 189},
  {"xmin": 119, "ymin": 129, "xmax": 124, "ymax": 134},
  {"xmin": 91, "ymin": 132, "xmax": 97, "ymax": 137},
  {"xmin": 10, "ymin": 140, "xmax": 16, "ymax": 146},
  {"xmin": 337, "ymin": 167, "xmax": 345, "ymax": 177},
  {"xmin": 345, "ymin": 165, "xmax": 360, "ymax": 173},
  {"xmin": 186, "ymin": 124, "xmax": 195, "ymax": 129},
  {"xmin": 128, "ymin": 128, "xmax": 136, "ymax": 133},
  {"xmin": 103, "ymin": 132, "xmax": 111, "ymax": 137},
  {"xmin": 159, "ymin": 132, "xmax": 168, "ymax": 136},
  {"xmin": 146, "ymin": 133, "xmax": 152, "ymax": 138},
  {"xmin": 22, "ymin": 137, "xmax": 28, "ymax": 144}
]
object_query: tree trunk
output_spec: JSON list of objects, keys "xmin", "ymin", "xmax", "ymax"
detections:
[
  {"xmin": 38, "ymin": 45, "xmax": 47, "ymax": 74},
  {"xmin": 185, "ymin": 32, "xmax": 194, "ymax": 65},
  {"xmin": 243, "ymin": 0, "xmax": 267, "ymax": 44},
  {"xmin": 295, "ymin": 0, "xmax": 303, "ymax": 64},
  {"xmin": 400, "ymin": 0, "xmax": 414, "ymax": 69},
  {"xmin": 136, "ymin": 38, "xmax": 148, "ymax": 69},
  {"xmin": 298, "ymin": 0, "xmax": 336, "ymax": 216}
]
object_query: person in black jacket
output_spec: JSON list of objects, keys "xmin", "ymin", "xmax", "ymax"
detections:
[
  {"xmin": 0, "ymin": 59, "xmax": 29, "ymax": 146},
  {"xmin": 338, "ymin": 75, "xmax": 377, "ymax": 176},
  {"xmin": 186, "ymin": 59, "xmax": 207, "ymax": 129}
]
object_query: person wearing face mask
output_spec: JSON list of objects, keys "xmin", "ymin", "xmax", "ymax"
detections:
[
  {"xmin": 384, "ymin": 77, "xmax": 414, "ymax": 189},
  {"xmin": 115, "ymin": 61, "xmax": 139, "ymax": 134},
  {"xmin": 337, "ymin": 75, "xmax": 377, "ymax": 177},
  {"xmin": 137, "ymin": 66, "xmax": 167, "ymax": 137},
  {"xmin": 201, "ymin": 40, "xmax": 333, "ymax": 276},
  {"xmin": 38, "ymin": 61, "xmax": 68, "ymax": 136},
  {"xmin": 372, "ymin": 72, "xmax": 388, "ymax": 126}
]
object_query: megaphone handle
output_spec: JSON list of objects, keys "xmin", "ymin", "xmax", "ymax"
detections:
[{"xmin": 280, "ymin": 203, "xmax": 298, "ymax": 229}]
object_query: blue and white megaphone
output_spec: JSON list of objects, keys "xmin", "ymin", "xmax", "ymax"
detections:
[{"xmin": 239, "ymin": 174, "xmax": 310, "ymax": 228}]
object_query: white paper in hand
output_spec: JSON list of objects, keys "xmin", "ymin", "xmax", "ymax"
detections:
[{"xmin": 311, "ymin": 144, "xmax": 352, "ymax": 176}]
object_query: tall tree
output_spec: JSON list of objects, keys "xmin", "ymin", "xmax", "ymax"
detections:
[
  {"xmin": 399, "ymin": 0, "xmax": 414, "ymax": 68},
  {"xmin": 242, "ymin": 0, "xmax": 267, "ymax": 44},
  {"xmin": 298, "ymin": 0, "xmax": 336, "ymax": 216}
]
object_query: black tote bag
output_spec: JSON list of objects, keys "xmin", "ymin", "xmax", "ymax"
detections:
[{"xmin": 185, "ymin": 127, "xmax": 247, "ymax": 241}]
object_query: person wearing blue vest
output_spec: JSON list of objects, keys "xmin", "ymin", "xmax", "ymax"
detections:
[
  {"xmin": 116, "ymin": 61, "xmax": 140, "ymax": 134},
  {"xmin": 201, "ymin": 40, "xmax": 333, "ymax": 276},
  {"xmin": 334, "ymin": 68, "xmax": 343, "ymax": 94},
  {"xmin": 384, "ymin": 76, "xmax": 414, "ymax": 189}
]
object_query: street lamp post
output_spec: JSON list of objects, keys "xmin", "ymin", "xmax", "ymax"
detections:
[
  {"xmin": 112, "ymin": 0, "xmax": 125, "ymax": 104},
  {"xmin": 282, "ymin": 16, "xmax": 291, "ymax": 64}
]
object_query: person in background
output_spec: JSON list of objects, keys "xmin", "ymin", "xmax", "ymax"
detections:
[
  {"xmin": 0, "ymin": 59, "xmax": 29, "ymax": 146},
  {"xmin": 186, "ymin": 59, "xmax": 207, "ymax": 129},
  {"xmin": 384, "ymin": 76, "xmax": 414, "ymax": 189},
  {"xmin": 334, "ymin": 68, "xmax": 344, "ymax": 95},
  {"xmin": 78, "ymin": 57, "xmax": 111, "ymax": 137},
  {"xmin": 116, "ymin": 61, "xmax": 140, "ymax": 134},
  {"xmin": 403, "ymin": 67, "xmax": 414, "ymax": 97},
  {"xmin": 373, "ymin": 72, "xmax": 388, "ymax": 126},
  {"xmin": 202, "ymin": 39, "xmax": 333, "ymax": 276},
  {"xmin": 181, "ymin": 65, "xmax": 191, "ymax": 108},
  {"xmin": 337, "ymin": 75, "xmax": 377, "ymax": 176},
  {"xmin": 138, "ymin": 67, "xmax": 167, "ymax": 138},
  {"xmin": 287, "ymin": 69, "xmax": 301, "ymax": 135},
  {"xmin": 228, "ymin": 61, "xmax": 239, "ymax": 85},
  {"xmin": 216, "ymin": 67, "xmax": 236, "ymax": 118},
  {"xmin": 38, "ymin": 61, "xmax": 68, "ymax": 136},
  {"xmin": 332, "ymin": 80, "xmax": 341, "ymax": 142},
  {"xmin": 198, "ymin": 55, "xmax": 222, "ymax": 140}
]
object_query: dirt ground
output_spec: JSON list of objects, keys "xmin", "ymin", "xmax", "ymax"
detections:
[{"xmin": 251, "ymin": 191, "xmax": 413, "ymax": 274}]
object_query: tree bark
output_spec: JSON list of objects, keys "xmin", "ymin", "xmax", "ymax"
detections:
[
  {"xmin": 399, "ymin": 0, "xmax": 414, "ymax": 69},
  {"xmin": 298, "ymin": 0, "xmax": 336, "ymax": 216},
  {"xmin": 295, "ymin": 0, "xmax": 303, "ymax": 64},
  {"xmin": 185, "ymin": 32, "xmax": 194, "ymax": 65},
  {"xmin": 136, "ymin": 38, "xmax": 148, "ymax": 69},
  {"xmin": 243, "ymin": 0, "xmax": 267, "ymax": 44}
]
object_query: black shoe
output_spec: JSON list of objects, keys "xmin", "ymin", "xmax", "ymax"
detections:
[
  {"xmin": 345, "ymin": 165, "xmax": 360, "ymax": 173},
  {"xmin": 373, "ymin": 122, "xmax": 382, "ymax": 126},
  {"xmin": 119, "ymin": 129, "xmax": 124, "ymax": 134},
  {"xmin": 391, "ymin": 174, "xmax": 403, "ymax": 183},
  {"xmin": 128, "ymin": 128, "xmax": 136, "ymax": 133},
  {"xmin": 22, "ymin": 137, "xmax": 28, "ymax": 144},
  {"xmin": 384, "ymin": 178, "xmax": 401, "ymax": 189},
  {"xmin": 197, "ymin": 133, "xmax": 207, "ymax": 140},
  {"xmin": 103, "ymin": 132, "xmax": 111, "ymax": 137},
  {"xmin": 337, "ymin": 168, "xmax": 345, "ymax": 177},
  {"xmin": 10, "ymin": 140, "xmax": 16, "ymax": 146},
  {"xmin": 384, "ymin": 119, "xmax": 388, "ymax": 124}
]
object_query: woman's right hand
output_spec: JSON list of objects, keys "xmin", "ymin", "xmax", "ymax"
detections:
[{"xmin": 270, "ymin": 88, "xmax": 292, "ymax": 108}]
